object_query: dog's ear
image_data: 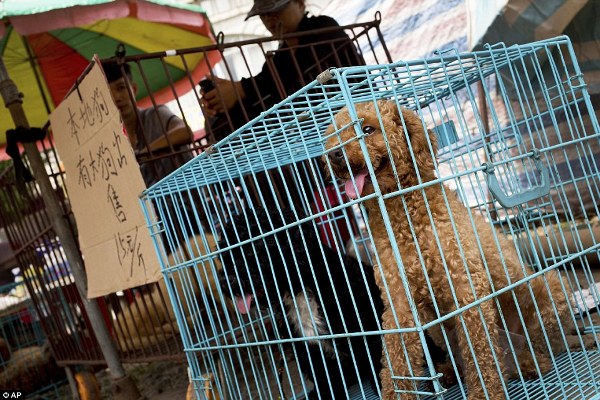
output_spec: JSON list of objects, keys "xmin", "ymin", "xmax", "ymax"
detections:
[
  {"xmin": 376, "ymin": 100, "xmax": 403, "ymax": 129},
  {"xmin": 398, "ymin": 107, "xmax": 438, "ymax": 176},
  {"xmin": 321, "ymin": 160, "xmax": 332, "ymax": 180},
  {"xmin": 377, "ymin": 100, "xmax": 438, "ymax": 177},
  {"xmin": 322, "ymin": 124, "xmax": 333, "ymax": 174},
  {"xmin": 281, "ymin": 208, "xmax": 317, "ymax": 247},
  {"xmin": 322, "ymin": 111, "xmax": 347, "ymax": 180}
]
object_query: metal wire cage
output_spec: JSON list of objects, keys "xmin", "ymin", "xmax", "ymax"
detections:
[
  {"xmin": 141, "ymin": 36, "xmax": 600, "ymax": 399},
  {"xmin": 0, "ymin": 281, "xmax": 67, "ymax": 397}
]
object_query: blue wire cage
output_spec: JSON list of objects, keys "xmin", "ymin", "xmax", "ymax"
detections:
[{"xmin": 141, "ymin": 36, "xmax": 600, "ymax": 399}]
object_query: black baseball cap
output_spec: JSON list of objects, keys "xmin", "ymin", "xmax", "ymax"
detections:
[{"xmin": 245, "ymin": 0, "xmax": 292, "ymax": 20}]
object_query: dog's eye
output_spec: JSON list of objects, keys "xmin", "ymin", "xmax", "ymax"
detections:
[{"xmin": 362, "ymin": 125, "xmax": 376, "ymax": 135}]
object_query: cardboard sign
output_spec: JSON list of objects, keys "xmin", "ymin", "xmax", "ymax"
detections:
[{"xmin": 50, "ymin": 57, "xmax": 161, "ymax": 298}]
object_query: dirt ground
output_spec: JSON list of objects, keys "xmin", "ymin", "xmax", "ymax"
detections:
[
  {"xmin": 96, "ymin": 361, "xmax": 190, "ymax": 400},
  {"xmin": 35, "ymin": 361, "xmax": 190, "ymax": 400}
]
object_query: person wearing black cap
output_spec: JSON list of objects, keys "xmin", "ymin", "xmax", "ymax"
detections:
[{"xmin": 201, "ymin": 0, "xmax": 364, "ymax": 140}]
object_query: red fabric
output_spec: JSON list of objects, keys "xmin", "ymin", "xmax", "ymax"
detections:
[
  {"xmin": 18, "ymin": 307, "xmax": 32, "ymax": 324},
  {"xmin": 26, "ymin": 32, "xmax": 89, "ymax": 106},
  {"xmin": 312, "ymin": 185, "xmax": 351, "ymax": 246}
]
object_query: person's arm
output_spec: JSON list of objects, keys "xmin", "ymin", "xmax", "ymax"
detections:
[
  {"xmin": 200, "ymin": 66, "xmax": 278, "ymax": 124},
  {"xmin": 147, "ymin": 123, "xmax": 193, "ymax": 151},
  {"xmin": 142, "ymin": 108, "xmax": 193, "ymax": 154}
]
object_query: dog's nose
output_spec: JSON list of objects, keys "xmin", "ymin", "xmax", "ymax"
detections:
[{"xmin": 328, "ymin": 149, "xmax": 345, "ymax": 165}]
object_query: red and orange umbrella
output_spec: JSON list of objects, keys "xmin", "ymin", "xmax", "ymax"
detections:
[{"xmin": 0, "ymin": 0, "xmax": 219, "ymax": 155}]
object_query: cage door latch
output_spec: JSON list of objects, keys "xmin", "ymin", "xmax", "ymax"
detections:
[{"xmin": 484, "ymin": 148, "xmax": 550, "ymax": 208}]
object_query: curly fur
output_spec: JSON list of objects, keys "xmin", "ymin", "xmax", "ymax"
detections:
[
  {"xmin": 323, "ymin": 100, "xmax": 570, "ymax": 399},
  {"xmin": 218, "ymin": 207, "xmax": 384, "ymax": 399}
]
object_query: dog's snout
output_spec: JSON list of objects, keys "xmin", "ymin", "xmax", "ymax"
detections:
[{"xmin": 328, "ymin": 149, "xmax": 345, "ymax": 165}]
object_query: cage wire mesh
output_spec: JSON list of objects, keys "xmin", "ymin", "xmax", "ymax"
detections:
[
  {"xmin": 0, "ymin": 281, "xmax": 67, "ymax": 397},
  {"xmin": 141, "ymin": 36, "xmax": 600, "ymax": 399},
  {"xmin": 0, "ymin": 153, "xmax": 113, "ymax": 366}
]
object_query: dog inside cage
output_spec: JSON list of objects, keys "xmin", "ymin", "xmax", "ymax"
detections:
[
  {"xmin": 142, "ymin": 37, "xmax": 600, "ymax": 400},
  {"xmin": 217, "ymin": 206, "xmax": 384, "ymax": 398},
  {"xmin": 323, "ymin": 99, "xmax": 574, "ymax": 398}
]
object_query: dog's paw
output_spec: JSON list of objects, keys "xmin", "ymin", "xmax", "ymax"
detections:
[
  {"xmin": 437, "ymin": 362, "xmax": 458, "ymax": 388},
  {"xmin": 572, "ymin": 333, "xmax": 600, "ymax": 350},
  {"xmin": 426, "ymin": 359, "xmax": 458, "ymax": 392}
]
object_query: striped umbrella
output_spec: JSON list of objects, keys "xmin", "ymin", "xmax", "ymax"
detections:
[{"xmin": 0, "ymin": 0, "xmax": 219, "ymax": 149}]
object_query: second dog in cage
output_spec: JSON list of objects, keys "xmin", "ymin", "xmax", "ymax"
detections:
[
  {"xmin": 218, "ymin": 207, "xmax": 384, "ymax": 399},
  {"xmin": 324, "ymin": 100, "xmax": 570, "ymax": 399}
]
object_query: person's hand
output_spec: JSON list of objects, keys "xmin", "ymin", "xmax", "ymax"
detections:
[{"xmin": 201, "ymin": 76, "xmax": 244, "ymax": 116}]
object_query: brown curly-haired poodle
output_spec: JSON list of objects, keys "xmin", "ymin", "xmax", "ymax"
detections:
[{"xmin": 322, "ymin": 100, "xmax": 569, "ymax": 399}]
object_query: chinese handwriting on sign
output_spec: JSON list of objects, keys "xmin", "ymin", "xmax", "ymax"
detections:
[
  {"xmin": 107, "ymin": 183, "xmax": 127, "ymax": 223},
  {"xmin": 67, "ymin": 87, "xmax": 110, "ymax": 145},
  {"xmin": 77, "ymin": 130, "xmax": 128, "ymax": 190},
  {"xmin": 115, "ymin": 227, "xmax": 147, "ymax": 279},
  {"xmin": 50, "ymin": 60, "xmax": 162, "ymax": 297}
]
